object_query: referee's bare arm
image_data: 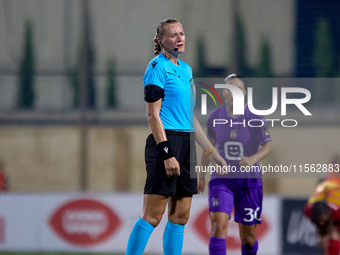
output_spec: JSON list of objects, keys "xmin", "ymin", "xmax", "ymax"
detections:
[
  {"xmin": 146, "ymin": 99, "xmax": 180, "ymax": 177},
  {"xmin": 193, "ymin": 115, "xmax": 228, "ymax": 173},
  {"xmin": 198, "ymin": 137, "xmax": 216, "ymax": 194}
]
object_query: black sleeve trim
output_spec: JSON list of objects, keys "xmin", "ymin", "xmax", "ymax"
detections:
[{"xmin": 144, "ymin": 85, "xmax": 165, "ymax": 102}]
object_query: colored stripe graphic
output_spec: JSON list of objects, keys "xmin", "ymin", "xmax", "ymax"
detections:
[
  {"xmin": 199, "ymin": 88, "xmax": 216, "ymax": 106},
  {"xmin": 196, "ymin": 82, "xmax": 223, "ymax": 106}
]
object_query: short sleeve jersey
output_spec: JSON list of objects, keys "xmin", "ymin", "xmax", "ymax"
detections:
[
  {"xmin": 143, "ymin": 54, "xmax": 195, "ymax": 132},
  {"xmin": 207, "ymin": 104, "xmax": 271, "ymax": 188}
]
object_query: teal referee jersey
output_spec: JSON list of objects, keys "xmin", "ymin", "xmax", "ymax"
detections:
[{"xmin": 143, "ymin": 53, "xmax": 195, "ymax": 132}]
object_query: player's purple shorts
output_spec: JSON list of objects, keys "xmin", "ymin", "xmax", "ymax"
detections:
[{"xmin": 208, "ymin": 179, "xmax": 263, "ymax": 225}]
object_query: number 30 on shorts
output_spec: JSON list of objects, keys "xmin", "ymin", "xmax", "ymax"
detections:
[{"xmin": 243, "ymin": 207, "xmax": 261, "ymax": 222}]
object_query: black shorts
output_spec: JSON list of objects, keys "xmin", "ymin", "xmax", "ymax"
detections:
[{"xmin": 144, "ymin": 130, "xmax": 197, "ymax": 196}]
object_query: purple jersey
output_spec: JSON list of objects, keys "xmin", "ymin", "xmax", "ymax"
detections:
[{"xmin": 207, "ymin": 104, "xmax": 271, "ymax": 188}]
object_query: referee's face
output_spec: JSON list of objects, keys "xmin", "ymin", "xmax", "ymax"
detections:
[{"xmin": 162, "ymin": 23, "xmax": 186, "ymax": 54}]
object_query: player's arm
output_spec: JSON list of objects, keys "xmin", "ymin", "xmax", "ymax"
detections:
[
  {"xmin": 198, "ymin": 137, "xmax": 216, "ymax": 194},
  {"xmin": 146, "ymin": 99, "xmax": 180, "ymax": 177},
  {"xmin": 317, "ymin": 224, "xmax": 332, "ymax": 254},
  {"xmin": 193, "ymin": 115, "xmax": 227, "ymax": 173},
  {"xmin": 327, "ymin": 227, "xmax": 340, "ymax": 255},
  {"xmin": 239, "ymin": 140, "xmax": 272, "ymax": 168},
  {"xmin": 200, "ymin": 138, "xmax": 216, "ymax": 170}
]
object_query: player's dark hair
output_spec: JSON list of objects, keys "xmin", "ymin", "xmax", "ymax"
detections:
[
  {"xmin": 311, "ymin": 200, "xmax": 330, "ymax": 225},
  {"xmin": 154, "ymin": 18, "xmax": 178, "ymax": 56}
]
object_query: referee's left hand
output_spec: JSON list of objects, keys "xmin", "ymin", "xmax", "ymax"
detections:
[{"xmin": 164, "ymin": 157, "xmax": 180, "ymax": 177}]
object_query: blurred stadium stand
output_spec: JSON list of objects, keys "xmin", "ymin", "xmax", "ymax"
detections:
[{"xmin": 0, "ymin": 0, "xmax": 339, "ymax": 197}]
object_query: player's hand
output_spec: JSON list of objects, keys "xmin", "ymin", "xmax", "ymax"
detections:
[
  {"xmin": 197, "ymin": 178, "xmax": 205, "ymax": 194},
  {"xmin": 239, "ymin": 155, "xmax": 255, "ymax": 168},
  {"xmin": 208, "ymin": 150, "xmax": 228, "ymax": 175},
  {"xmin": 164, "ymin": 157, "xmax": 180, "ymax": 177}
]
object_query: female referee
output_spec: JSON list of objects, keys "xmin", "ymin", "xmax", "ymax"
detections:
[
  {"xmin": 125, "ymin": 18, "xmax": 227, "ymax": 255},
  {"xmin": 198, "ymin": 75, "xmax": 272, "ymax": 255}
]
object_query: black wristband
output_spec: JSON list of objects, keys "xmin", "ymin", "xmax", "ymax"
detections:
[{"xmin": 157, "ymin": 141, "xmax": 175, "ymax": 160}]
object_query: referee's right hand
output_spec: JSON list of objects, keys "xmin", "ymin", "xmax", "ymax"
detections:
[{"xmin": 164, "ymin": 157, "xmax": 180, "ymax": 177}]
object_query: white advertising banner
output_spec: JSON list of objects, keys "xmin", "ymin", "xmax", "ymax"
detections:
[{"xmin": 0, "ymin": 193, "xmax": 281, "ymax": 254}]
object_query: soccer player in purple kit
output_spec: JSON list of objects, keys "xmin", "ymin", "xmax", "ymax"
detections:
[{"xmin": 198, "ymin": 74, "xmax": 273, "ymax": 255}]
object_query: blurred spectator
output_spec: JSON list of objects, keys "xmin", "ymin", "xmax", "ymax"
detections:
[
  {"xmin": 305, "ymin": 155, "xmax": 340, "ymax": 255},
  {"xmin": 304, "ymin": 180, "xmax": 340, "ymax": 255},
  {"xmin": 0, "ymin": 162, "xmax": 8, "ymax": 191}
]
